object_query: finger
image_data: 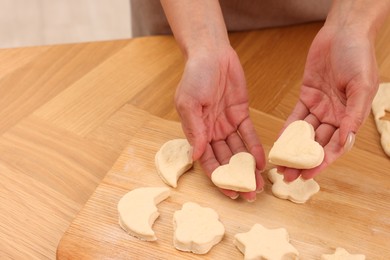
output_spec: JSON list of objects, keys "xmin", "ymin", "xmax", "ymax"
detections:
[
  {"xmin": 199, "ymin": 143, "xmax": 220, "ymax": 180},
  {"xmin": 226, "ymin": 132, "xmax": 247, "ymax": 154},
  {"xmin": 211, "ymin": 140, "xmax": 232, "ymax": 165},
  {"xmin": 254, "ymin": 168, "xmax": 265, "ymax": 193},
  {"xmin": 176, "ymin": 100, "xmax": 208, "ymax": 161},
  {"xmin": 238, "ymin": 169, "xmax": 264, "ymax": 202},
  {"xmin": 276, "ymin": 121, "xmax": 331, "ymax": 181},
  {"xmin": 278, "ymin": 101, "xmax": 310, "ymax": 144},
  {"xmin": 276, "ymin": 166, "xmax": 286, "ymax": 173},
  {"xmin": 219, "ymin": 187, "xmax": 240, "ymax": 199},
  {"xmin": 238, "ymin": 117, "xmax": 266, "ymax": 172},
  {"xmin": 227, "ymin": 126, "xmax": 265, "ymax": 200},
  {"xmin": 200, "ymin": 143, "xmax": 239, "ymax": 199},
  {"xmin": 343, "ymin": 132, "xmax": 355, "ymax": 153},
  {"xmin": 285, "ymin": 101, "xmax": 310, "ymax": 127},
  {"xmin": 239, "ymin": 190, "xmax": 257, "ymax": 202},
  {"xmin": 301, "ymin": 128, "xmax": 345, "ymax": 179},
  {"xmin": 282, "ymin": 168, "xmax": 301, "ymax": 182},
  {"xmin": 339, "ymin": 83, "xmax": 377, "ymax": 147},
  {"xmin": 315, "ymin": 123, "xmax": 337, "ymax": 147},
  {"xmin": 304, "ymin": 114, "xmax": 321, "ymax": 130}
]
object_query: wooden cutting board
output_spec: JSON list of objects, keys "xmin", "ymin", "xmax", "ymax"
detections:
[{"xmin": 57, "ymin": 107, "xmax": 390, "ymax": 259}]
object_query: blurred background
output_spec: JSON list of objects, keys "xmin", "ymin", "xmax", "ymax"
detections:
[{"xmin": 0, "ymin": 0, "xmax": 132, "ymax": 48}]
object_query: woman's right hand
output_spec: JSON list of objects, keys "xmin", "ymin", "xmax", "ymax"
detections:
[{"xmin": 175, "ymin": 46, "xmax": 266, "ymax": 201}]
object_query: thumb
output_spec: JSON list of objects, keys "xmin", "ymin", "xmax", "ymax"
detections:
[
  {"xmin": 339, "ymin": 92, "xmax": 372, "ymax": 148},
  {"xmin": 177, "ymin": 105, "xmax": 209, "ymax": 161},
  {"xmin": 182, "ymin": 124, "xmax": 207, "ymax": 161}
]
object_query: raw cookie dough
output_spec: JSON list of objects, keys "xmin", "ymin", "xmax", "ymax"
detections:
[
  {"xmin": 173, "ymin": 202, "xmax": 225, "ymax": 254},
  {"xmin": 117, "ymin": 187, "xmax": 170, "ymax": 241},
  {"xmin": 155, "ymin": 139, "xmax": 193, "ymax": 187},
  {"xmin": 211, "ymin": 152, "xmax": 256, "ymax": 192},
  {"xmin": 321, "ymin": 247, "xmax": 365, "ymax": 260},
  {"xmin": 371, "ymin": 82, "xmax": 390, "ymax": 157},
  {"xmin": 268, "ymin": 168, "xmax": 320, "ymax": 204},
  {"xmin": 269, "ymin": 120, "xmax": 324, "ymax": 169},
  {"xmin": 234, "ymin": 223, "xmax": 299, "ymax": 260}
]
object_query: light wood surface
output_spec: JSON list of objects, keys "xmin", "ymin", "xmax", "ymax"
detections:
[
  {"xmin": 57, "ymin": 107, "xmax": 390, "ymax": 259},
  {"xmin": 1, "ymin": 20, "xmax": 390, "ymax": 259}
]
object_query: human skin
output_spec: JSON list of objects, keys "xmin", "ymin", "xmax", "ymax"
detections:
[
  {"xmin": 279, "ymin": 0, "xmax": 390, "ymax": 181},
  {"xmin": 160, "ymin": 0, "xmax": 390, "ymax": 198}
]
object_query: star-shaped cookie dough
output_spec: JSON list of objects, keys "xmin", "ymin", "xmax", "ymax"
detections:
[
  {"xmin": 321, "ymin": 247, "xmax": 365, "ymax": 260},
  {"xmin": 234, "ymin": 223, "xmax": 299, "ymax": 260},
  {"xmin": 268, "ymin": 168, "xmax": 320, "ymax": 204}
]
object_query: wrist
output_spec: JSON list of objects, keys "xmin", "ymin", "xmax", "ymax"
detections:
[
  {"xmin": 161, "ymin": 0, "xmax": 230, "ymax": 59},
  {"xmin": 325, "ymin": 0, "xmax": 390, "ymax": 40},
  {"xmin": 184, "ymin": 37, "xmax": 232, "ymax": 62}
]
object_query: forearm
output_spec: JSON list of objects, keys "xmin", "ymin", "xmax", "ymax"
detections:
[
  {"xmin": 326, "ymin": 0, "xmax": 390, "ymax": 40},
  {"xmin": 160, "ymin": 0, "xmax": 230, "ymax": 58}
]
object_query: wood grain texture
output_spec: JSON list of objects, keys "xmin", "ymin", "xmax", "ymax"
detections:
[
  {"xmin": 1, "ymin": 20, "xmax": 390, "ymax": 259},
  {"xmin": 57, "ymin": 108, "xmax": 390, "ymax": 259}
]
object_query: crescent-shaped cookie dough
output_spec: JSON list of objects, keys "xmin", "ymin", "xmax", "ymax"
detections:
[
  {"xmin": 155, "ymin": 139, "xmax": 193, "ymax": 188},
  {"xmin": 117, "ymin": 187, "xmax": 170, "ymax": 241},
  {"xmin": 269, "ymin": 120, "xmax": 324, "ymax": 169}
]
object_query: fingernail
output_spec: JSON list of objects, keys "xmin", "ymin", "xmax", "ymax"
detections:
[
  {"xmin": 246, "ymin": 197, "xmax": 256, "ymax": 203},
  {"xmin": 188, "ymin": 146, "xmax": 194, "ymax": 162},
  {"xmin": 229, "ymin": 194, "xmax": 239, "ymax": 200},
  {"xmin": 256, "ymin": 188, "xmax": 264, "ymax": 194},
  {"xmin": 344, "ymin": 132, "xmax": 355, "ymax": 152},
  {"xmin": 283, "ymin": 176, "xmax": 296, "ymax": 183}
]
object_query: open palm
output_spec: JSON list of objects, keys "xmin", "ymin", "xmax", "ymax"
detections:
[
  {"xmin": 175, "ymin": 46, "xmax": 265, "ymax": 200},
  {"xmin": 281, "ymin": 25, "xmax": 379, "ymax": 181}
]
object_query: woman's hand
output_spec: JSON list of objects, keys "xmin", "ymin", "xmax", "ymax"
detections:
[
  {"xmin": 175, "ymin": 46, "xmax": 266, "ymax": 200},
  {"xmin": 280, "ymin": 24, "xmax": 379, "ymax": 181}
]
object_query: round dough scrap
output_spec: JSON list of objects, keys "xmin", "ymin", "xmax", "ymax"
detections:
[
  {"xmin": 269, "ymin": 120, "xmax": 324, "ymax": 169},
  {"xmin": 321, "ymin": 247, "xmax": 365, "ymax": 260},
  {"xmin": 211, "ymin": 152, "xmax": 256, "ymax": 192},
  {"xmin": 267, "ymin": 168, "xmax": 320, "ymax": 204},
  {"xmin": 173, "ymin": 202, "xmax": 225, "ymax": 254},
  {"xmin": 117, "ymin": 187, "xmax": 170, "ymax": 241},
  {"xmin": 234, "ymin": 223, "xmax": 299, "ymax": 260},
  {"xmin": 371, "ymin": 82, "xmax": 390, "ymax": 157},
  {"xmin": 155, "ymin": 139, "xmax": 193, "ymax": 188}
]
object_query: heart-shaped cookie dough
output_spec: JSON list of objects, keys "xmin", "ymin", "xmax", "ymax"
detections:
[
  {"xmin": 211, "ymin": 152, "xmax": 256, "ymax": 192},
  {"xmin": 269, "ymin": 120, "xmax": 324, "ymax": 169}
]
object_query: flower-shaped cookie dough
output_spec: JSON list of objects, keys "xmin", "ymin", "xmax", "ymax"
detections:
[
  {"xmin": 234, "ymin": 224, "xmax": 299, "ymax": 260},
  {"xmin": 155, "ymin": 139, "xmax": 193, "ymax": 188},
  {"xmin": 321, "ymin": 247, "xmax": 365, "ymax": 260},
  {"xmin": 269, "ymin": 120, "xmax": 324, "ymax": 169},
  {"xmin": 268, "ymin": 168, "xmax": 320, "ymax": 204},
  {"xmin": 211, "ymin": 152, "xmax": 256, "ymax": 192},
  {"xmin": 173, "ymin": 202, "xmax": 225, "ymax": 254}
]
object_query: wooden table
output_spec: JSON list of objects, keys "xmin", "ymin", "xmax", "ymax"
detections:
[{"xmin": 1, "ymin": 21, "xmax": 390, "ymax": 259}]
